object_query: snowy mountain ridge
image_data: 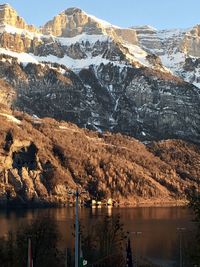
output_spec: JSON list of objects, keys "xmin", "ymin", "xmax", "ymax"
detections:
[
  {"xmin": 1, "ymin": 4, "xmax": 200, "ymax": 86},
  {"xmin": 132, "ymin": 25, "xmax": 200, "ymax": 87},
  {"xmin": 0, "ymin": 4, "xmax": 168, "ymax": 72}
]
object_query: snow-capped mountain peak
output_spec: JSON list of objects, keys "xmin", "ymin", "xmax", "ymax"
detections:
[
  {"xmin": 41, "ymin": 7, "xmax": 111, "ymax": 37},
  {"xmin": 0, "ymin": 4, "xmax": 167, "ymax": 72},
  {"xmin": 0, "ymin": 3, "xmax": 200, "ymax": 85}
]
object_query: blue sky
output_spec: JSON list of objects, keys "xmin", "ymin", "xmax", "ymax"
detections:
[{"xmin": 3, "ymin": 0, "xmax": 200, "ymax": 30}]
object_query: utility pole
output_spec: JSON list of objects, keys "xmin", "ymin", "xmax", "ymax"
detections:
[
  {"xmin": 131, "ymin": 231, "xmax": 142, "ymax": 267},
  {"xmin": 65, "ymin": 248, "xmax": 68, "ymax": 267},
  {"xmin": 75, "ymin": 189, "xmax": 79, "ymax": 267},
  {"xmin": 177, "ymin": 228, "xmax": 185, "ymax": 267}
]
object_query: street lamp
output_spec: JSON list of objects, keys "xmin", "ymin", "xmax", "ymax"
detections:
[{"xmin": 177, "ymin": 227, "xmax": 186, "ymax": 267}]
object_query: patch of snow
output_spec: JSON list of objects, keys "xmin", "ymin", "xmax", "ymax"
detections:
[
  {"xmin": 160, "ymin": 52, "xmax": 186, "ymax": 71},
  {"xmin": 131, "ymin": 25, "xmax": 158, "ymax": 32},
  {"xmin": 134, "ymin": 27, "xmax": 188, "ymax": 73},
  {"xmin": 124, "ymin": 43, "xmax": 150, "ymax": 67},
  {"xmin": 90, "ymin": 124, "xmax": 103, "ymax": 133},
  {"xmin": 50, "ymin": 93, "xmax": 56, "ymax": 100},
  {"xmin": 91, "ymin": 112, "xmax": 99, "ymax": 118},
  {"xmin": 0, "ymin": 46, "xmax": 128, "ymax": 70},
  {"xmin": 191, "ymin": 81, "xmax": 200, "ymax": 88},
  {"xmin": 108, "ymin": 85, "xmax": 113, "ymax": 92},
  {"xmin": 157, "ymin": 28, "xmax": 186, "ymax": 40},
  {"xmin": 0, "ymin": 24, "xmax": 44, "ymax": 40},
  {"xmin": 35, "ymin": 54, "xmax": 128, "ymax": 70},
  {"xmin": 114, "ymin": 97, "xmax": 120, "ymax": 112},
  {"xmin": 0, "ymin": 47, "xmax": 39, "ymax": 65},
  {"xmin": 183, "ymin": 66, "xmax": 200, "ymax": 88},
  {"xmin": 86, "ymin": 12, "xmax": 120, "ymax": 29},
  {"xmin": 163, "ymin": 92, "xmax": 172, "ymax": 95},
  {"xmin": 93, "ymin": 120, "xmax": 101, "ymax": 126},
  {"xmin": 58, "ymin": 33, "xmax": 109, "ymax": 46},
  {"xmin": 32, "ymin": 114, "xmax": 39, "ymax": 119},
  {"xmin": 109, "ymin": 116, "xmax": 115, "ymax": 123}
]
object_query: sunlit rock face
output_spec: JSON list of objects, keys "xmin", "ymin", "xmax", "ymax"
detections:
[
  {"xmin": 131, "ymin": 25, "xmax": 161, "ymax": 52},
  {"xmin": 41, "ymin": 7, "xmax": 105, "ymax": 37},
  {"xmin": 111, "ymin": 28, "xmax": 138, "ymax": 45},
  {"xmin": 181, "ymin": 25, "xmax": 200, "ymax": 57},
  {"xmin": 0, "ymin": 3, "xmax": 38, "ymax": 32},
  {"xmin": 41, "ymin": 7, "xmax": 139, "ymax": 45},
  {"xmin": 0, "ymin": 4, "xmax": 42, "ymax": 53}
]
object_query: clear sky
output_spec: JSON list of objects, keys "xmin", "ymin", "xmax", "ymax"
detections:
[{"xmin": 3, "ymin": 0, "xmax": 200, "ymax": 30}]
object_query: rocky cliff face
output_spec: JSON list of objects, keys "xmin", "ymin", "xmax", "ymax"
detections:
[
  {"xmin": 0, "ymin": 55, "xmax": 199, "ymax": 143},
  {"xmin": 0, "ymin": 4, "xmax": 38, "ymax": 32},
  {"xmin": 181, "ymin": 25, "xmax": 200, "ymax": 57},
  {"xmin": 41, "ymin": 7, "xmax": 138, "ymax": 45},
  {"xmin": 0, "ymin": 79, "xmax": 15, "ymax": 108},
  {"xmin": 0, "ymin": 4, "xmax": 200, "ymax": 144},
  {"xmin": 0, "ymin": 107, "xmax": 199, "ymax": 207},
  {"xmin": 41, "ymin": 7, "xmax": 105, "ymax": 37},
  {"xmin": 132, "ymin": 25, "xmax": 200, "ymax": 87},
  {"xmin": 0, "ymin": 4, "xmax": 41, "ymax": 53}
]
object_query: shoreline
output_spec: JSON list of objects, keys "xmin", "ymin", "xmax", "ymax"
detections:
[{"xmin": 0, "ymin": 200, "xmax": 188, "ymax": 210}]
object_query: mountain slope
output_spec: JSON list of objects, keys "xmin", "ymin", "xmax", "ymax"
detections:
[
  {"xmin": 0, "ymin": 4, "xmax": 199, "ymax": 143},
  {"xmin": 0, "ymin": 55, "xmax": 199, "ymax": 143},
  {"xmin": 0, "ymin": 106, "xmax": 199, "ymax": 207}
]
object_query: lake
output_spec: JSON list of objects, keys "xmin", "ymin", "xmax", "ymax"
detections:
[{"xmin": 0, "ymin": 206, "xmax": 196, "ymax": 267}]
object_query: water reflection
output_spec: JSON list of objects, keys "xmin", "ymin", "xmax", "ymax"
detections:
[
  {"xmin": 107, "ymin": 206, "xmax": 112, "ymax": 216},
  {"xmin": 0, "ymin": 207, "xmax": 195, "ymax": 266}
]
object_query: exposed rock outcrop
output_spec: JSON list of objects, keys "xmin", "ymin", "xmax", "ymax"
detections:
[
  {"xmin": 41, "ymin": 7, "xmax": 105, "ymax": 37},
  {"xmin": 133, "ymin": 25, "xmax": 200, "ymax": 87},
  {"xmin": 0, "ymin": 3, "xmax": 38, "ymax": 32},
  {"xmin": 181, "ymin": 25, "xmax": 200, "ymax": 57},
  {"xmin": 0, "ymin": 79, "xmax": 15, "ymax": 108},
  {"xmin": 0, "ymin": 56, "xmax": 199, "ymax": 143}
]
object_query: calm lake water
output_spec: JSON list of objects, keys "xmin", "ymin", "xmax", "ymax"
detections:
[{"xmin": 0, "ymin": 206, "xmax": 196, "ymax": 267}]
